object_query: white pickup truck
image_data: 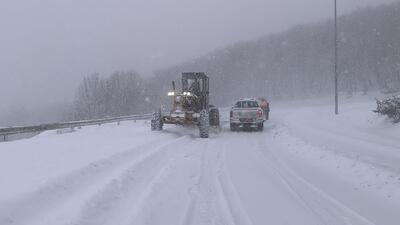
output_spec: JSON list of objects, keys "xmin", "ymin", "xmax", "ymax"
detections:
[{"xmin": 230, "ymin": 98, "xmax": 265, "ymax": 131}]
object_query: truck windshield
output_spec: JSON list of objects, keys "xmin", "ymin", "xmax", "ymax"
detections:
[{"xmin": 235, "ymin": 101, "xmax": 259, "ymax": 108}]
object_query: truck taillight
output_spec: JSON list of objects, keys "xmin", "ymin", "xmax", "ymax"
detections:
[{"xmin": 257, "ymin": 109, "xmax": 263, "ymax": 117}]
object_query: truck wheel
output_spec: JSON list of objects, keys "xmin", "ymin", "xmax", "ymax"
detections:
[
  {"xmin": 199, "ymin": 110, "xmax": 209, "ymax": 138},
  {"xmin": 230, "ymin": 123, "xmax": 237, "ymax": 131},
  {"xmin": 209, "ymin": 108, "xmax": 220, "ymax": 127},
  {"xmin": 258, "ymin": 122, "xmax": 264, "ymax": 131},
  {"xmin": 151, "ymin": 110, "xmax": 163, "ymax": 131}
]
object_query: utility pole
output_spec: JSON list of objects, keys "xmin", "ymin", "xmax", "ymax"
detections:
[{"xmin": 334, "ymin": 0, "xmax": 339, "ymax": 115}]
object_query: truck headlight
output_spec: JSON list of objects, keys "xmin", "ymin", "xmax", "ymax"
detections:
[
  {"xmin": 183, "ymin": 92, "xmax": 192, "ymax": 96},
  {"xmin": 168, "ymin": 91, "xmax": 175, "ymax": 96}
]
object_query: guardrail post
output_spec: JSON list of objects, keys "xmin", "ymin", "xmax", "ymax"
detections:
[{"xmin": 3, "ymin": 135, "xmax": 6, "ymax": 142}]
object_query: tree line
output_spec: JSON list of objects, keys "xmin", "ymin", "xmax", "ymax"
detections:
[
  {"xmin": 152, "ymin": 2, "xmax": 400, "ymax": 106},
  {"xmin": 73, "ymin": 71, "xmax": 152, "ymax": 120}
]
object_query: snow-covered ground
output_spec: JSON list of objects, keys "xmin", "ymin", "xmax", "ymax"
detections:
[{"xmin": 0, "ymin": 96, "xmax": 399, "ymax": 225}]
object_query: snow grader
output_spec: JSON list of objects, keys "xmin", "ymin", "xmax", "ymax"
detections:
[{"xmin": 151, "ymin": 72, "xmax": 220, "ymax": 138}]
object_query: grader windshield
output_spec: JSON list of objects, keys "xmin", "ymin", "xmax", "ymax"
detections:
[{"xmin": 182, "ymin": 72, "xmax": 209, "ymax": 96}]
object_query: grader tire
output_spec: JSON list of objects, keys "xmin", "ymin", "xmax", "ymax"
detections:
[
  {"xmin": 151, "ymin": 110, "xmax": 163, "ymax": 131},
  {"xmin": 199, "ymin": 110, "xmax": 210, "ymax": 138}
]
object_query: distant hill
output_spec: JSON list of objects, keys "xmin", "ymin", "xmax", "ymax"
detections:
[{"xmin": 151, "ymin": 2, "xmax": 400, "ymax": 105}]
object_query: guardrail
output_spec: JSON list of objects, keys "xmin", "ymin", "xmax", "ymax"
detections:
[{"xmin": 0, "ymin": 113, "xmax": 153, "ymax": 142}]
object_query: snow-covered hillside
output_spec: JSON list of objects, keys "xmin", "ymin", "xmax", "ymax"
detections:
[{"xmin": 0, "ymin": 97, "xmax": 399, "ymax": 225}]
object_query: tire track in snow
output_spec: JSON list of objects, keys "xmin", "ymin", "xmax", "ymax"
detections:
[
  {"xmin": 108, "ymin": 136, "xmax": 202, "ymax": 225},
  {"xmin": 179, "ymin": 143, "xmax": 223, "ymax": 225},
  {"xmin": 179, "ymin": 149, "xmax": 204, "ymax": 225},
  {"xmin": 181, "ymin": 144, "xmax": 221, "ymax": 225},
  {"xmin": 256, "ymin": 138, "xmax": 377, "ymax": 225},
  {"xmin": 254, "ymin": 146, "xmax": 331, "ymax": 225},
  {"xmin": 215, "ymin": 144, "xmax": 254, "ymax": 225},
  {"xmin": 0, "ymin": 135, "xmax": 189, "ymax": 225},
  {"xmin": 180, "ymin": 139, "xmax": 253, "ymax": 225},
  {"xmin": 72, "ymin": 157, "xmax": 174, "ymax": 225},
  {"xmin": 180, "ymin": 188, "xmax": 197, "ymax": 225},
  {"xmin": 70, "ymin": 136, "xmax": 194, "ymax": 225}
]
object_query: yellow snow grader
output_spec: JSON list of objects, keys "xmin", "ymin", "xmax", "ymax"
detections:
[{"xmin": 151, "ymin": 72, "xmax": 220, "ymax": 138}]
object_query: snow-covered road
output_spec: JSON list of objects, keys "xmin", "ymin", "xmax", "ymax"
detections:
[{"xmin": 1, "ymin": 97, "xmax": 399, "ymax": 225}]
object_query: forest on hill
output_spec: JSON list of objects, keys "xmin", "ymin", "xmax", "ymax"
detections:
[
  {"xmin": 70, "ymin": 1, "xmax": 400, "ymax": 120},
  {"xmin": 151, "ymin": 2, "xmax": 400, "ymax": 106}
]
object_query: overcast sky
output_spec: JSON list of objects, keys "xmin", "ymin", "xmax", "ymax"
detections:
[{"xmin": 0, "ymin": 0, "xmax": 396, "ymax": 111}]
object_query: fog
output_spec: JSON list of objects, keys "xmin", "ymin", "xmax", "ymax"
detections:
[{"xmin": 0, "ymin": 0, "xmax": 395, "ymax": 124}]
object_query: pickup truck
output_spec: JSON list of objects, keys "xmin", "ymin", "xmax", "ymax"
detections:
[{"xmin": 230, "ymin": 98, "xmax": 265, "ymax": 131}]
